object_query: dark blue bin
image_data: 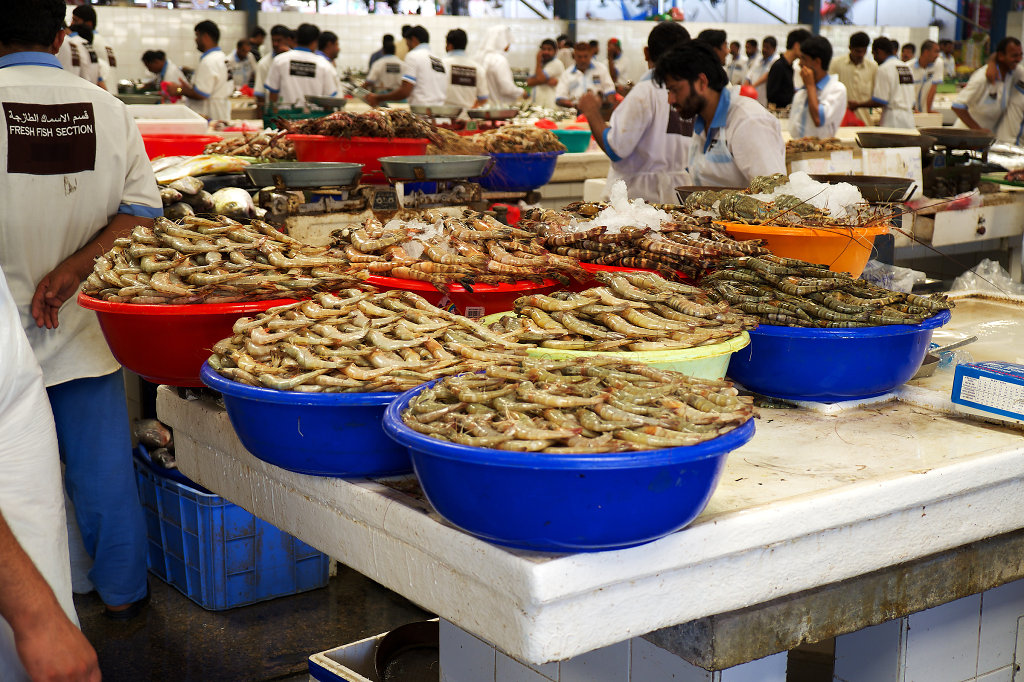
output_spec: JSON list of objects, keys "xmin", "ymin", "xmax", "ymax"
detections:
[{"xmin": 475, "ymin": 151, "xmax": 563, "ymax": 192}]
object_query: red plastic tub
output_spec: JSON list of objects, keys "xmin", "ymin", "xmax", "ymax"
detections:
[
  {"xmin": 288, "ymin": 135, "xmax": 429, "ymax": 183},
  {"xmin": 142, "ymin": 134, "xmax": 221, "ymax": 160},
  {"xmin": 78, "ymin": 293, "xmax": 297, "ymax": 387},
  {"xmin": 364, "ymin": 275, "xmax": 560, "ymax": 318}
]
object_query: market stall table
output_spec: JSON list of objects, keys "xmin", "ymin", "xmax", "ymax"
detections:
[{"xmin": 156, "ymin": 294, "xmax": 1024, "ymax": 679}]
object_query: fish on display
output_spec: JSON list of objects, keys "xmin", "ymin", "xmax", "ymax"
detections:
[
  {"xmin": 183, "ymin": 190, "xmax": 215, "ymax": 213},
  {"xmin": 211, "ymin": 187, "xmax": 255, "ymax": 219},
  {"xmin": 164, "ymin": 202, "xmax": 195, "ymax": 220},
  {"xmin": 155, "ymin": 154, "xmax": 250, "ymax": 184},
  {"xmin": 167, "ymin": 176, "xmax": 204, "ymax": 195},
  {"xmin": 160, "ymin": 187, "xmax": 183, "ymax": 206}
]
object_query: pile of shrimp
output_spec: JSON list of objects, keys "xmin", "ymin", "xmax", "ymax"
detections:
[
  {"xmin": 82, "ymin": 216, "xmax": 366, "ymax": 304},
  {"xmin": 206, "ymin": 289, "xmax": 528, "ymax": 393},
  {"xmin": 489, "ymin": 272, "xmax": 757, "ymax": 352},
  {"xmin": 401, "ymin": 357, "xmax": 756, "ymax": 453},
  {"xmin": 331, "ymin": 209, "xmax": 586, "ymax": 289}
]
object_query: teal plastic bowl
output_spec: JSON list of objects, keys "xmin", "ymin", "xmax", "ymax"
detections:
[{"xmin": 552, "ymin": 129, "xmax": 592, "ymax": 153}]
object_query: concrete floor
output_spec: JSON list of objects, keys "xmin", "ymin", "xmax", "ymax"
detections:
[{"xmin": 75, "ymin": 564, "xmax": 431, "ymax": 682}]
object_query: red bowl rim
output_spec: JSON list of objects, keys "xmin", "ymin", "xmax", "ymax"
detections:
[
  {"xmin": 77, "ymin": 291, "xmax": 298, "ymax": 316},
  {"xmin": 365, "ymin": 274, "xmax": 558, "ymax": 294},
  {"xmin": 286, "ymin": 134, "xmax": 430, "ymax": 144}
]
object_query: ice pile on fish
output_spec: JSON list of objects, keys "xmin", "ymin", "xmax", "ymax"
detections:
[
  {"xmin": 401, "ymin": 357, "xmax": 756, "ymax": 452},
  {"xmin": 490, "ymin": 272, "xmax": 757, "ymax": 351},
  {"xmin": 702, "ymin": 254, "xmax": 954, "ymax": 327},
  {"xmin": 82, "ymin": 216, "xmax": 366, "ymax": 304},
  {"xmin": 206, "ymin": 289, "xmax": 527, "ymax": 392},
  {"xmin": 204, "ymin": 130, "xmax": 294, "ymax": 159}
]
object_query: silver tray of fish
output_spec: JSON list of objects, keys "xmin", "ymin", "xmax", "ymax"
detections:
[
  {"xmin": 467, "ymin": 108, "xmax": 520, "ymax": 121},
  {"xmin": 378, "ymin": 155, "xmax": 492, "ymax": 181},
  {"xmin": 305, "ymin": 95, "xmax": 349, "ymax": 110},
  {"xmin": 245, "ymin": 162, "xmax": 363, "ymax": 189},
  {"xmin": 410, "ymin": 104, "xmax": 463, "ymax": 118}
]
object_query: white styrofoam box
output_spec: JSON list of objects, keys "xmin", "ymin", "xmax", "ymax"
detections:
[
  {"xmin": 583, "ymin": 178, "xmax": 606, "ymax": 203},
  {"xmin": 558, "ymin": 639, "xmax": 629, "ymax": 682},
  {"xmin": 976, "ymin": 666, "xmax": 1015, "ymax": 682},
  {"xmin": 440, "ymin": 619, "xmax": 496, "ymax": 682},
  {"xmin": 496, "ymin": 652, "xmax": 556, "ymax": 682},
  {"xmin": 629, "ymin": 638, "xmax": 711, "ymax": 682},
  {"xmin": 904, "ymin": 594, "xmax": 982, "ymax": 682},
  {"xmin": 129, "ymin": 104, "xmax": 209, "ymax": 136},
  {"xmin": 978, "ymin": 580, "xmax": 1024, "ymax": 675},
  {"xmin": 307, "ymin": 631, "xmax": 383, "ymax": 682},
  {"xmin": 833, "ymin": 618, "xmax": 903, "ymax": 682},
  {"xmin": 718, "ymin": 653, "xmax": 787, "ymax": 682}
]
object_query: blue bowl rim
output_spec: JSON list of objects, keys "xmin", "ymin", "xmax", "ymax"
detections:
[
  {"xmin": 749, "ymin": 309, "xmax": 950, "ymax": 340},
  {"xmin": 382, "ymin": 376, "xmax": 755, "ymax": 470},
  {"xmin": 199, "ymin": 363, "xmax": 400, "ymax": 407}
]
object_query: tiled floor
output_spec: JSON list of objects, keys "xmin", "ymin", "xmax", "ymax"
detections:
[{"xmin": 75, "ymin": 563, "xmax": 431, "ymax": 682}]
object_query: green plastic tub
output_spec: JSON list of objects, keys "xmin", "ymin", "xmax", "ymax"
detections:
[{"xmin": 552, "ymin": 128, "xmax": 592, "ymax": 153}]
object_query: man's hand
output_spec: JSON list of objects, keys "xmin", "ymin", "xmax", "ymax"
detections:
[
  {"xmin": 15, "ymin": 607, "xmax": 101, "ymax": 682},
  {"xmin": 800, "ymin": 65, "xmax": 815, "ymax": 89},
  {"xmin": 31, "ymin": 259, "xmax": 88, "ymax": 330},
  {"xmin": 577, "ymin": 91, "xmax": 602, "ymax": 120},
  {"xmin": 364, "ymin": 93, "xmax": 380, "ymax": 107}
]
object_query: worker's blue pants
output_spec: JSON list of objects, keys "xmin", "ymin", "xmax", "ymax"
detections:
[{"xmin": 47, "ymin": 371, "xmax": 148, "ymax": 607}]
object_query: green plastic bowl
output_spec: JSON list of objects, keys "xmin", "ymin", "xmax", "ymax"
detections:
[{"xmin": 552, "ymin": 129, "xmax": 592, "ymax": 153}]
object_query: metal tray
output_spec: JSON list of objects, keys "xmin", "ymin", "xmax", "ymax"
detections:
[
  {"xmin": 919, "ymin": 127, "xmax": 995, "ymax": 150},
  {"xmin": 244, "ymin": 162, "xmax": 363, "ymax": 189},
  {"xmin": 809, "ymin": 174, "xmax": 915, "ymax": 203},
  {"xmin": 379, "ymin": 155, "xmax": 492, "ymax": 181},
  {"xmin": 410, "ymin": 104, "xmax": 463, "ymax": 118},
  {"xmin": 305, "ymin": 95, "xmax": 348, "ymax": 110},
  {"xmin": 467, "ymin": 108, "xmax": 519, "ymax": 120},
  {"xmin": 856, "ymin": 131, "xmax": 937, "ymax": 151}
]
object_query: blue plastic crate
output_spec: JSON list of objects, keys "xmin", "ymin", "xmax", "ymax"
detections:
[{"xmin": 133, "ymin": 450, "xmax": 330, "ymax": 610}]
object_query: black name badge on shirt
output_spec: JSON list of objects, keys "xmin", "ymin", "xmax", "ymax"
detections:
[
  {"xmin": 896, "ymin": 65, "xmax": 913, "ymax": 84},
  {"xmin": 430, "ymin": 57, "xmax": 446, "ymax": 74},
  {"xmin": 86, "ymin": 46, "xmax": 98, "ymax": 64},
  {"xmin": 450, "ymin": 65, "xmax": 477, "ymax": 87},
  {"xmin": 386, "ymin": 63, "xmax": 401, "ymax": 74},
  {"xmin": 667, "ymin": 110, "xmax": 694, "ymax": 137},
  {"xmin": 105, "ymin": 46, "xmax": 117, "ymax": 67},
  {"xmin": 71, "ymin": 45, "xmax": 80, "ymax": 67},
  {"xmin": 290, "ymin": 60, "xmax": 317, "ymax": 78},
  {"xmin": 4, "ymin": 102, "xmax": 96, "ymax": 175}
]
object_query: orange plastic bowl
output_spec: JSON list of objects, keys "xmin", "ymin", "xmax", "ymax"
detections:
[
  {"xmin": 716, "ymin": 222, "xmax": 890, "ymax": 277},
  {"xmin": 78, "ymin": 293, "xmax": 297, "ymax": 387},
  {"xmin": 364, "ymin": 275, "xmax": 560, "ymax": 318}
]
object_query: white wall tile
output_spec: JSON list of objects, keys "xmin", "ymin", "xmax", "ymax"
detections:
[
  {"xmin": 978, "ymin": 580, "xmax": 1024, "ymax": 676},
  {"xmin": 718, "ymin": 652, "xmax": 787, "ymax": 682},
  {"xmin": 560, "ymin": 640, "xmax": 629, "ymax": 682},
  {"xmin": 497, "ymin": 651, "xmax": 556, "ymax": 682},
  {"xmin": 630, "ymin": 638, "xmax": 711, "ymax": 682},
  {"xmin": 833, "ymin": 618, "xmax": 904, "ymax": 682},
  {"xmin": 976, "ymin": 666, "xmax": 1015, "ymax": 682},
  {"xmin": 905, "ymin": 595, "xmax": 982, "ymax": 682},
  {"xmin": 440, "ymin": 619, "xmax": 496, "ymax": 682}
]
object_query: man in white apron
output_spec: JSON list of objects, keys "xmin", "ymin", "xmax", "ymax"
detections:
[{"xmin": 952, "ymin": 37, "xmax": 1022, "ymax": 131}]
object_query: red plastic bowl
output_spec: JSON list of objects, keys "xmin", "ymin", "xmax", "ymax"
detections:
[
  {"xmin": 287, "ymin": 135, "xmax": 429, "ymax": 183},
  {"xmin": 364, "ymin": 275, "xmax": 559, "ymax": 318},
  {"xmin": 142, "ymin": 134, "xmax": 221, "ymax": 160},
  {"xmin": 78, "ymin": 293, "xmax": 297, "ymax": 387}
]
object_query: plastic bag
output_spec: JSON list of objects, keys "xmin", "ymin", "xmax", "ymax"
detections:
[
  {"xmin": 860, "ymin": 260, "xmax": 926, "ymax": 293},
  {"xmin": 950, "ymin": 258, "xmax": 1024, "ymax": 296}
]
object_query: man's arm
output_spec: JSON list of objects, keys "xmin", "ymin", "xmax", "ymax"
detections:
[
  {"xmin": 578, "ymin": 91, "xmax": 608, "ymax": 152},
  {"xmin": 32, "ymin": 214, "xmax": 154, "ymax": 329},
  {"xmin": 177, "ymin": 78, "xmax": 205, "ymax": 100},
  {"xmin": 926, "ymin": 82, "xmax": 938, "ymax": 113},
  {"xmin": 953, "ymin": 106, "xmax": 984, "ymax": 130},
  {"xmin": 802, "ymin": 67, "xmax": 822, "ymax": 126},
  {"xmin": 0, "ymin": 509, "xmax": 100, "ymax": 682},
  {"xmin": 526, "ymin": 53, "xmax": 549, "ymax": 86}
]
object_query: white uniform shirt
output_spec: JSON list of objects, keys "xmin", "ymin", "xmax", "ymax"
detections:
[
  {"xmin": 254, "ymin": 50, "xmax": 278, "ymax": 98},
  {"xmin": 367, "ymin": 54, "xmax": 405, "ymax": 94},
  {"xmin": 688, "ymin": 87, "xmax": 786, "ymax": 188},
  {"xmin": 530, "ymin": 57, "xmax": 565, "ymax": 109},
  {"xmin": 872, "ymin": 56, "xmax": 916, "ymax": 129},
  {"xmin": 557, "ymin": 47, "xmax": 573, "ymax": 69},
  {"xmin": 265, "ymin": 48, "xmax": 339, "ymax": 108},
  {"xmin": 0, "ymin": 51, "xmax": 162, "ymax": 387},
  {"xmin": 481, "ymin": 52, "xmax": 522, "ymax": 108},
  {"xmin": 908, "ymin": 58, "xmax": 944, "ymax": 112},
  {"xmin": 555, "ymin": 61, "xmax": 616, "ymax": 104},
  {"xmin": 402, "ymin": 44, "xmax": 449, "ymax": 107},
  {"xmin": 187, "ymin": 46, "xmax": 232, "ymax": 121},
  {"xmin": 941, "ymin": 53, "xmax": 956, "ymax": 79},
  {"xmin": 953, "ymin": 64, "xmax": 1014, "ymax": 132},
  {"xmin": 603, "ymin": 71, "xmax": 692, "ymax": 204},
  {"xmin": 442, "ymin": 51, "xmax": 488, "ymax": 111},
  {"xmin": 744, "ymin": 53, "xmax": 778, "ymax": 106},
  {"xmin": 156, "ymin": 58, "xmax": 186, "ymax": 90},
  {"xmin": 789, "ymin": 74, "xmax": 848, "ymax": 139},
  {"xmin": 726, "ymin": 54, "xmax": 749, "ymax": 85},
  {"xmin": 59, "ymin": 33, "xmax": 101, "ymax": 87},
  {"xmin": 608, "ymin": 53, "xmax": 632, "ymax": 86},
  {"xmin": 230, "ymin": 50, "xmax": 257, "ymax": 88},
  {"xmin": 91, "ymin": 31, "xmax": 117, "ymax": 92}
]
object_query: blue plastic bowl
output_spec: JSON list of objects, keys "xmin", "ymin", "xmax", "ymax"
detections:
[
  {"xmin": 727, "ymin": 310, "xmax": 951, "ymax": 402},
  {"xmin": 475, "ymin": 151, "xmax": 564, "ymax": 192},
  {"xmin": 200, "ymin": 364, "xmax": 411, "ymax": 477},
  {"xmin": 382, "ymin": 382, "xmax": 755, "ymax": 552}
]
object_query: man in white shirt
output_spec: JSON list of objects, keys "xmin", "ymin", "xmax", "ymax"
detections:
[
  {"xmin": 526, "ymin": 39, "xmax": 564, "ymax": 109},
  {"xmin": 176, "ymin": 20, "xmax": 232, "ymax": 121},
  {"xmin": 656, "ymin": 40, "xmax": 785, "ymax": 188},
  {"xmin": 317, "ymin": 31, "xmax": 343, "ymax": 91},
  {"xmin": 230, "ymin": 39, "xmax": 257, "ymax": 89},
  {"xmin": 477, "ymin": 25, "xmax": 525, "ymax": 108},
  {"xmin": 365, "ymin": 25, "xmax": 448, "ymax": 108},
  {"xmin": 254, "ymin": 25, "xmax": 294, "ymax": 107},
  {"xmin": 555, "ymin": 41, "xmax": 616, "ymax": 109},
  {"xmin": 71, "ymin": 5, "xmax": 115, "ymax": 92},
  {"xmin": 365, "ymin": 40, "xmax": 404, "ymax": 94},
  {"xmin": 579, "ymin": 21, "xmax": 692, "ymax": 203},
  {"xmin": 940, "ymin": 39, "xmax": 957, "ymax": 79},
  {"xmin": 726, "ymin": 41, "xmax": 748, "ymax": 85},
  {"xmin": 743, "ymin": 35, "xmax": 778, "ymax": 106},
  {"xmin": 142, "ymin": 50, "xmax": 186, "ymax": 101},
  {"xmin": 606, "ymin": 37, "xmax": 633, "ymax": 89},
  {"xmin": 442, "ymin": 29, "xmax": 488, "ymax": 113},
  {"xmin": 790, "ymin": 36, "xmax": 848, "ymax": 139},
  {"xmin": 909, "ymin": 40, "xmax": 944, "ymax": 114},
  {"xmin": 58, "ymin": 26, "xmax": 101, "ymax": 87},
  {"xmin": 265, "ymin": 23, "xmax": 339, "ymax": 109},
  {"xmin": 556, "ymin": 34, "xmax": 574, "ymax": 69},
  {"xmin": 697, "ymin": 29, "xmax": 729, "ymax": 66},
  {"xmin": 0, "ymin": 0, "xmax": 163, "ymax": 628},
  {"xmin": 952, "ymin": 37, "xmax": 1022, "ymax": 131},
  {"xmin": 830, "ymin": 31, "xmax": 877, "ymax": 125},
  {"xmin": 871, "ymin": 36, "xmax": 916, "ymax": 129}
]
